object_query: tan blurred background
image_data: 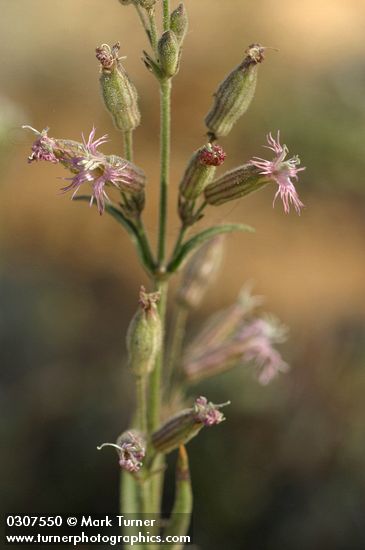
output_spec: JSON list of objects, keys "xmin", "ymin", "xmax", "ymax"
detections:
[{"xmin": 1, "ymin": 1, "xmax": 365, "ymax": 549}]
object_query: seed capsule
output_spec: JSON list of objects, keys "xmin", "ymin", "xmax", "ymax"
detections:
[
  {"xmin": 96, "ymin": 42, "xmax": 141, "ymax": 132},
  {"xmin": 126, "ymin": 286, "xmax": 161, "ymax": 377},
  {"xmin": 179, "ymin": 144, "xmax": 226, "ymax": 200},
  {"xmin": 158, "ymin": 31, "xmax": 180, "ymax": 78},
  {"xmin": 151, "ymin": 397, "xmax": 228, "ymax": 454},
  {"xmin": 170, "ymin": 3, "xmax": 188, "ymax": 47},
  {"xmin": 204, "ymin": 164, "xmax": 270, "ymax": 206},
  {"xmin": 205, "ymin": 44, "xmax": 265, "ymax": 140}
]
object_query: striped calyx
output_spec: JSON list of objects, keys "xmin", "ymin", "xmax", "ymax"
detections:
[
  {"xmin": 204, "ymin": 164, "xmax": 270, "ymax": 206},
  {"xmin": 96, "ymin": 42, "xmax": 141, "ymax": 132},
  {"xmin": 179, "ymin": 144, "xmax": 226, "ymax": 200},
  {"xmin": 205, "ymin": 43, "xmax": 265, "ymax": 140}
]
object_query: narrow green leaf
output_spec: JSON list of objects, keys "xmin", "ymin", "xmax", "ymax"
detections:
[
  {"xmin": 167, "ymin": 223, "xmax": 254, "ymax": 273},
  {"xmin": 73, "ymin": 196, "xmax": 155, "ymax": 273}
]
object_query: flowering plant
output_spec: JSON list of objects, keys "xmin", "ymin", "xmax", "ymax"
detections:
[{"xmin": 23, "ymin": 1, "xmax": 304, "ymax": 547}]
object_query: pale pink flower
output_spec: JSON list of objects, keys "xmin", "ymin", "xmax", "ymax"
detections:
[
  {"xmin": 184, "ymin": 308, "xmax": 289, "ymax": 385},
  {"xmin": 23, "ymin": 126, "xmax": 145, "ymax": 215},
  {"xmin": 23, "ymin": 126, "xmax": 59, "ymax": 164},
  {"xmin": 237, "ymin": 317, "xmax": 289, "ymax": 385},
  {"xmin": 117, "ymin": 432, "xmax": 145, "ymax": 473},
  {"xmin": 97, "ymin": 430, "xmax": 146, "ymax": 473},
  {"xmin": 250, "ymin": 131, "xmax": 305, "ymax": 214},
  {"xmin": 193, "ymin": 396, "xmax": 227, "ymax": 426}
]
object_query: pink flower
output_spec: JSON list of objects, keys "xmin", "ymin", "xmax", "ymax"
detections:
[
  {"xmin": 23, "ymin": 126, "xmax": 145, "ymax": 215},
  {"xmin": 199, "ymin": 144, "xmax": 226, "ymax": 166},
  {"xmin": 237, "ymin": 317, "xmax": 289, "ymax": 385},
  {"xmin": 23, "ymin": 126, "xmax": 59, "ymax": 164},
  {"xmin": 117, "ymin": 432, "xmax": 145, "ymax": 473},
  {"xmin": 183, "ymin": 308, "xmax": 289, "ymax": 385},
  {"xmin": 250, "ymin": 131, "xmax": 305, "ymax": 214},
  {"xmin": 193, "ymin": 396, "xmax": 227, "ymax": 426},
  {"xmin": 97, "ymin": 430, "xmax": 146, "ymax": 473}
]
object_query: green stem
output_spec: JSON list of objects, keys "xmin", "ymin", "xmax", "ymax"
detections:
[
  {"xmin": 157, "ymin": 78, "xmax": 172, "ymax": 266},
  {"xmin": 136, "ymin": 218, "xmax": 156, "ymax": 270},
  {"xmin": 148, "ymin": 279, "xmax": 168, "ymax": 433},
  {"xmin": 194, "ymin": 199, "xmax": 207, "ymax": 220},
  {"xmin": 136, "ymin": 375, "xmax": 147, "ymax": 434},
  {"xmin": 123, "ymin": 124, "xmax": 156, "ymax": 273},
  {"xmin": 134, "ymin": 3, "xmax": 152, "ymax": 43},
  {"xmin": 147, "ymin": 8, "xmax": 159, "ymax": 55},
  {"xmin": 147, "ymin": 279, "xmax": 168, "ymax": 518},
  {"xmin": 163, "ymin": 446, "xmax": 193, "ymax": 549},
  {"xmin": 162, "ymin": 0, "xmax": 170, "ymax": 31},
  {"xmin": 123, "ymin": 130, "xmax": 133, "ymax": 162},
  {"xmin": 171, "ymin": 225, "xmax": 187, "ymax": 261},
  {"xmin": 120, "ymin": 472, "xmax": 145, "ymax": 550}
]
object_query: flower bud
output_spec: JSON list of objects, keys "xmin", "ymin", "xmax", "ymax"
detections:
[
  {"xmin": 205, "ymin": 44, "xmax": 265, "ymax": 140},
  {"xmin": 158, "ymin": 31, "xmax": 180, "ymax": 78},
  {"xmin": 179, "ymin": 144, "xmax": 226, "ymax": 200},
  {"xmin": 97, "ymin": 430, "xmax": 146, "ymax": 473},
  {"xmin": 151, "ymin": 397, "xmax": 228, "ymax": 454},
  {"xmin": 126, "ymin": 286, "xmax": 162, "ymax": 377},
  {"xmin": 96, "ymin": 42, "xmax": 141, "ymax": 132},
  {"xmin": 204, "ymin": 164, "xmax": 270, "ymax": 206},
  {"xmin": 176, "ymin": 236, "xmax": 225, "ymax": 309},
  {"xmin": 170, "ymin": 4, "xmax": 188, "ymax": 47}
]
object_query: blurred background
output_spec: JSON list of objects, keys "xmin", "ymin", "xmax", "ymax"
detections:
[{"xmin": 1, "ymin": 0, "xmax": 365, "ymax": 548}]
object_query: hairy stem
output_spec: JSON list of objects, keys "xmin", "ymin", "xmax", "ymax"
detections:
[
  {"xmin": 136, "ymin": 375, "xmax": 147, "ymax": 434},
  {"xmin": 171, "ymin": 225, "xmax": 187, "ymax": 261},
  {"xmin": 163, "ymin": 446, "xmax": 193, "ymax": 549},
  {"xmin": 136, "ymin": 218, "xmax": 156, "ymax": 270},
  {"xmin": 134, "ymin": 3, "xmax": 152, "ymax": 44},
  {"xmin": 120, "ymin": 472, "xmax": 145, "ymax": 550},
  {"xmin": 157, "ymin": 78, "xmax": 172, "ymax": 266},
  {"xmin": 147, "ymin": 279, "xmax": 168, "ymax": 519},
  {"xmin": 148, "ymin": 279, "xmax": 168, "ymax": 433},
  {"xmin": 162, "ymin": 0, "xmax": 170, "ymax": 31},
  {"xmin": 147, "ymin": 8, "xmax": 159, "ymax": 55},
  {"xmin": 123, "ymin": 130, "xmax": 133, "ymax": 162}
]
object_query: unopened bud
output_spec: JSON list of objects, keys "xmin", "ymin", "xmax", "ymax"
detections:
[
  {"xmin": 176, "ymin": 236, "xmax": 225, "ymax": 309},
  {"xmin": 204, "ymin": 164, "xmax": 270, "ymax": 206},
  {"xmin": 152, "ymin": 396, "xmax": 229, "ymax": 454},
  {"xmin": 179, "ymin": 144, "xmax": 226, "ymax": 200},
  {"xmin": 127, "ymin": 286, "xmax": 161, "ymax": 377},
  {"xmin": 205, "ymin": 44, "xmax": 265, "ymax": 140},
  {"xmin": 96, "ymin": 42, "xmax": 141, "ymax": 132},
  {"xmin": 97, "ymin": 430, "xmax": 146, "ymax": 473},
  {"xmin": 170, "ymin": 4, "xmax": 188, "ymax": 47},
  {"xmin": 158, "ymin": 31, "xmax": 180, "ymax": 78}
]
